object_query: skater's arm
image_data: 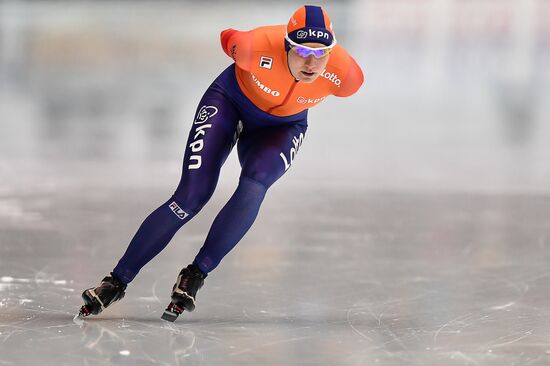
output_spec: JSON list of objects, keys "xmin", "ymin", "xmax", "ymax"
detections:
[
  {"xmin": 220, "ymin": 28, "xmax": 253, "ymax": 71},
  {"xmin": 332, "ymin": 50, "xmax": 364, "ymax": 98}
]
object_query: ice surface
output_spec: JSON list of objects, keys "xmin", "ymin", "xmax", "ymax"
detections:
[{"xmin": 2, "ymin": 181, "xmax": 550, "ymax": 365}]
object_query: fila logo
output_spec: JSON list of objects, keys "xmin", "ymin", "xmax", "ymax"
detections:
[
  {"xmin": 297, "ymin": 29, "xmax": 330, "ymax": 40},
  {"xmin": 259, "ymin": 56, "xmax": 272, "ymax": 69},
  {"xmin": 169, "ymin": 201, "xmax": 189, "ymax": 220}
]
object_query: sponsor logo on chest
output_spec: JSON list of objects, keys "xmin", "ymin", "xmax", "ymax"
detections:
[
  {"xmin": 259, "ymin": 56, "xmax": 272, "ymax": 69},
  {"xmin": 297, "ymin": 96, "xmax": 326, "ymax": 105},
  {"xmin": 250, "ymin": 74, "xmax": 280, "ymax": 97},
  {"xmin": 321, "ymin": 69, "xmax": 342, "ymax": 87}
]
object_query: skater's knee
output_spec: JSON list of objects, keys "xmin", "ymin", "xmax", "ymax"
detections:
[
  {"xmin": 241, "ymin": 171, "xmax": 276, "ymax": 190},
  {"xmin": 237, "ymin": 176, "xmax": 269, "ymax": 201},
  {"xmin": 172, "ymin": 186, "xmax": 215, "ymax": 213}
]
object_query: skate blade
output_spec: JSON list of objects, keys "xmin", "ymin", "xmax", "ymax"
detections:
[
  {"xmin": 161, "ymin": 303, "xmax": 183, "ymax": 322},
  {"xmin": 76, "ymin": 305, "xmax": 92, "ymax": 319},
  {"xmin": 73, "ymin": 306, "xmax": 90, "ymax": 325},
  {"xmin": 161, "ymin": 310, "xmax": 179, "ymax": 322},
  {"xmin": 73, "ymin": 313, "xmax": 84, "ymax": 325}
]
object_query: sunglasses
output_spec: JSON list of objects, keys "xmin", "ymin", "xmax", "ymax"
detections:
[{"xmin": 285, "ymin": 35, "xmax": 336, "ymax": 59}]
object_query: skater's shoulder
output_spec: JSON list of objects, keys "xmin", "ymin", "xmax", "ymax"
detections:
[
  {"xmin": 251, "ymin": 25, "xmax": 286, "ymax": 36},
  {"xmin": 327, "ymin": 46, "xmax": 364, "ymax": 97},
  {"xmin": 249, "ymin": 25, "xmax": 286, "ymax": 49}
]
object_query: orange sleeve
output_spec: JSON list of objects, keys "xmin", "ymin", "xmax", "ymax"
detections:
[
  {"xmin": 220, "ymin": 28, "xmax": 253, "ymax": 72},
  {"xmin": 334, "ymin": 55, "xmax": 364, "ymax": 97}
]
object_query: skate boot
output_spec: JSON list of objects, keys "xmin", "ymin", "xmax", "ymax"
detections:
[
  {"xmin": 161, "ymin": 264, "xmax": 207, "ymax": 322},
  {"xmin": 78, "ymin": 273, "xmax": 127, "ymax": 318}
]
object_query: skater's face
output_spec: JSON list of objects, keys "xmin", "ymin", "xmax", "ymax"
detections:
[{"xmin": 287, "ymin": 42, "xmax": 331, "ymax": 83}]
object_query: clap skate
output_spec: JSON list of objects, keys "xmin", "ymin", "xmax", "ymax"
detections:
[
  {"xmin": 77, "ymin": 274, "xmax": 127, "ymax": 318},
  {"xmin": 161, "ymin": 264, "xmax": 207, "ymax": 322}
]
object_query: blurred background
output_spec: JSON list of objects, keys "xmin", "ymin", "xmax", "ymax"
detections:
[
  {"xmin": 1, "ymin": 2, "xmax": 550, "ymax": 365},
  {"xmin": 1, "ymin": 0, "xmax": 548, "ymax": 194}
]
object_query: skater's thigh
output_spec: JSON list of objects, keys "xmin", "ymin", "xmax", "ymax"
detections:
[
  {"xmin": 237, "ymin": 123, "xmax": 307, "ymax": 188},
  {"xmin": 175, "ymin": 87, "xmax": 240, "ymax": 208}
]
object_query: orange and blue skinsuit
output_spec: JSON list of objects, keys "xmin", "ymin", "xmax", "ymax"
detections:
[
  {"xmin": 221, "ymin": 25, "xmax": 363, "ymax": 116},
  {"xmin": 113, "ymin": 24, "xmax": 364, "ymax": 283}
]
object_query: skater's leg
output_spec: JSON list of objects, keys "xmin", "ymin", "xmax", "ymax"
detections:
[
  {"xmin": 112, "ymin": 88, "xmax": 240, "ymax": 284},
  {"xmin": 192, "ymin": 122, "xmax": 308, "ymax": 274},
  {"xmin": 191, "ymin": 177, "xmax": 267, "ymax": 273}
]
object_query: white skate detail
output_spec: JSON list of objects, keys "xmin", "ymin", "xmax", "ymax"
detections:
[
  {"xmin": 88, "ymin": 279, "xmax": 123, "ymax": 311},
  {"xmin": 174, "ymin": 273, "xmax": 196, "ymax": 306},
  {"xmin": 88, "ymin": 288, "xmax": 105, "ymax": 310},
  {"xmin": 173, "ymin": 288, "xmax": 196, "ymax": 306}
]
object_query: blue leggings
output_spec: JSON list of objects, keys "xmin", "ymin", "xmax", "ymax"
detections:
[{"xmin": 113, "ymin": 66, "xmax": 308, "ymax": 283}]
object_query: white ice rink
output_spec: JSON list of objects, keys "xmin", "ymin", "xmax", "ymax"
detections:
[{"xmin": 1, "ymin": 1, "xmax": 550, "ymax": 365}]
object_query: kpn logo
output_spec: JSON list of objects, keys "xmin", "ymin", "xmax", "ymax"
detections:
[
  {"xmin": 297, "ymin": 96, "xmax": 326, "ymax": 104},
  {"xmin": 297, "ymin": 29, "xmax": 330, "ymax": 40}
]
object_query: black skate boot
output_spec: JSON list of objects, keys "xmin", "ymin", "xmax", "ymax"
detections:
[
  {"xmin": 78, "ymin": 273, "xmax": 127, "ymax": 318},
  {"xmin": 161, "ymin": 264, "xmax": 207, "ymax": 322}
]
